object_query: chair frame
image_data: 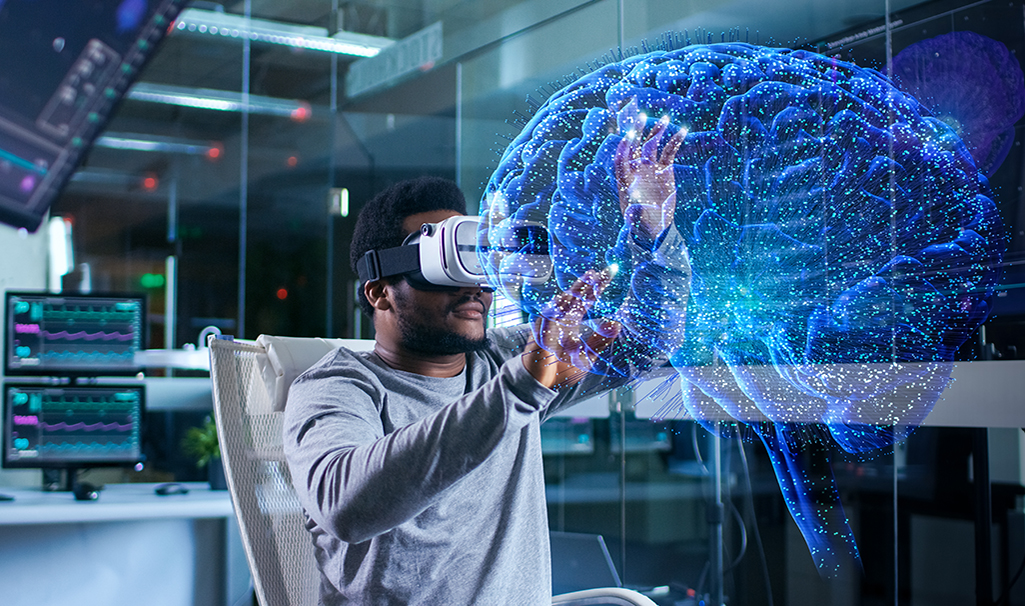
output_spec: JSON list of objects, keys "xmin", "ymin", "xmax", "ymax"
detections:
[
  {"xmin": 209, "ymin": 337, "xmax": 321, "ymax": 606},
  {"xmin": 209, "ymin": 335, "xmax": 657, "ymax": 606}
]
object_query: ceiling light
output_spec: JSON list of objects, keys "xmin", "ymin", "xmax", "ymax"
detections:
[
  {"xmin": 96, "ymin": 132, "xmax": 222, "ymax": 157},
  {"xmin": 70, "ymin": 169, "xmax": 149, "ymax": 186},
  {"xmin": 172, "ymin": 8, "xmax": 393, "ymax": 57},
  {"xmin": 127, "ymin": 82, "xmax": 312, "ymax": 120}
]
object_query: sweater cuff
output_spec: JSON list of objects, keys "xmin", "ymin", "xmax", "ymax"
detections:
[{"xmin": 500, "ymin": 355, "xmax": 558, "ymax": 413}]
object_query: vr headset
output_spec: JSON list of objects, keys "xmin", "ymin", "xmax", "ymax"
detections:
[{"xmin": 356, "ymin": 216, "xmax": 553, "ymax": 292}]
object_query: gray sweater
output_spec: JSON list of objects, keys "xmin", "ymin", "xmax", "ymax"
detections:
[{"xmin": 283, "ymin": 227, "xmax": 690, "ymax": 605}]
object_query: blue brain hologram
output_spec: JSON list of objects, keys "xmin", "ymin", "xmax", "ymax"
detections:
[{"xmin": 480, "ymin": 41, "xmax": 1005, "ymax": 575}]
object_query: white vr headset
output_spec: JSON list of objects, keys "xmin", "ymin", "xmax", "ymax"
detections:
[{"xmin": 356, "ymin": 216, "xmax": 553, "ymax": 291}]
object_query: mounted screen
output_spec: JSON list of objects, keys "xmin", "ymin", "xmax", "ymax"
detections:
[
  {"xmin": 0, "ymin": 0, "xmax": 188, "ymax": 231},
  {"xmin": 4, "ymin": 291, "xmax": 146, "ymax": 377},
  {"xmin": 2, "ymin": 382, "xmax": 144, "ymax": 469}
]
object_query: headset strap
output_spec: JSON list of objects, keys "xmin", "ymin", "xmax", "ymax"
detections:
[{"xmin": 356, "ymin": 245, "xmax": 420, "ymax": 282}]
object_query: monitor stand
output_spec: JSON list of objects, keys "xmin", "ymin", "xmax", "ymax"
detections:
[{"xmin": 42, "ymin": 467, "xmax": 82, "ymax": 492}]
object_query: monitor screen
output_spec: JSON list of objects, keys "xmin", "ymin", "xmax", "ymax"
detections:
[
  {"xmin": 0, "ymin": 0, "xmax": 188, "ymax": 231},
  {"xmin": 4, "ymin": 291, "xmax": 147, "ymax": 377},
  {"xmin": 804, "ymin": 0, "xmax": 1025, "ymax": 319},
  {"xmin": 2, "ymin": 382, "xmax": 144, "ymax": 469}
]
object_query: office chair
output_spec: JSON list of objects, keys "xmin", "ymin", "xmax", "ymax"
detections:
[{"xmin": 208, "ymin": 335, "xmax": 656, "ymax": 606}]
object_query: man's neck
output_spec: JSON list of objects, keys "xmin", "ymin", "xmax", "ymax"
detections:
[{"xmin": 373, "ymin": 342, "xmax": 466, "ymax": 377}]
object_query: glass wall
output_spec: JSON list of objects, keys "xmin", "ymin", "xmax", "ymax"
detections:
[{"xmin": 37, "ymin": 0, "xmax": 1025, "ymax": 604}]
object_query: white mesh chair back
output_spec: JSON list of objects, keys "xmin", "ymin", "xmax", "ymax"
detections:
[
  {"xmin": 209, "ymin": 336, "xmax": 657, "ymax": 606},
  {"xmin": 208, "ymin": 337, "xmax": 319, "ymax": 606}
]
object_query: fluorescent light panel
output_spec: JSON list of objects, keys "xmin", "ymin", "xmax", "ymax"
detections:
[
  {"xmin": 127, "ymin": 82, "xmax": 311, "ymax": 120},
  {"xmin": 70, "ymin": 169, "xmax": 148, "ymax": 185},
  {"xmin": 48, "ymin": 217, "xmax": 73, "ymax": 293},
  {"xmin": 173, "ymin": 8, "xmax": 393, "ymax": 57},
  {"xmin": 96, "ymin": 132, "xmax": 220, "ymax": 156}
]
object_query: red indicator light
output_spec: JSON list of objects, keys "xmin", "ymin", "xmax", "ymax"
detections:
[{"xmin": 290, "ymin": 103, "xmax": 311, "ymax": 122}]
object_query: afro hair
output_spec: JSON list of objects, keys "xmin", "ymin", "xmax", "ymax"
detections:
[{"xmin": 350, "ymin": 176, "xmax": 468, "ymax": 317}]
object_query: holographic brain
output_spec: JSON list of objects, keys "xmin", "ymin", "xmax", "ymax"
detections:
[{"xmin": 481, "ymin": 41, "xmax": 1005, "ymax": 574}]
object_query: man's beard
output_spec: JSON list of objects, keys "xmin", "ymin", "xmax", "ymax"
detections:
[{"xmin": 394, "ymin": 292, "xmax": 491, "ymax": 356}]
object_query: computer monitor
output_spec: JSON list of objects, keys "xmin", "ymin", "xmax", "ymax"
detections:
[
  {"xmin": 4, "ymin": 291, "xmax": 147, "ymax": 377},
  {"xmin": 2, "ymin": 383, "xmax": 145, "ymax": 478},
  {"xmin": 0, "ymin": 0, "xmax": 189, "ymax": 231}
]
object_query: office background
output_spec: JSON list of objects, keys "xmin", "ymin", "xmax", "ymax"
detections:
[{"xmin": 1, "ymin": 0, "xmax": 1024, "ymax": 605}]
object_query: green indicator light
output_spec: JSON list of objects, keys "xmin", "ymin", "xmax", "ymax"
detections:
[
  {"xmin": 87, "ymin": 112, "xmax": 99, "ymax": 123},
  {"xmin": 71, "ymin": 137, "xmax": 83, "ymax": 147},
  {"xmin": 105, "ymin": 88, "xmax": 116, "ymax": 98},
  {"xmin": 140, "ymin": 273, "xmax": 165, "ymax": 289}
]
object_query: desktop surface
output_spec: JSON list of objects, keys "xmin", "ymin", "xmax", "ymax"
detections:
[
  {"xmin": 0, "ymin": 482, "xmax": 232, "ymax": 525},
  {"xmin": 0, "ymin": 481, "xmax": 249, "ymax": 606}
]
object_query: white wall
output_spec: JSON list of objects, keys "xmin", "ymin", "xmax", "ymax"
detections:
[{"xmin": 0, "ymin": 220, "xmax": 49, "ymax": 488}]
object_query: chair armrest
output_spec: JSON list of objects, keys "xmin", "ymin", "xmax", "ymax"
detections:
[
  {"xmin": 255, "ymin": 335, "xmax": 374, "ymax": 412},
  {"xmin": 552, "ymin": 587, "xmax": 659, "ymax": 606}
]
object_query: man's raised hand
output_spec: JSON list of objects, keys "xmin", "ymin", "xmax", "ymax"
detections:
[{"xmin": 522, "ymin": 268, "xmax": 621, "ymax": 389}]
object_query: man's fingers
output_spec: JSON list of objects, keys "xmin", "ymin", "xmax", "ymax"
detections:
[
  {"xmin": 641, "ymin": 116, "xmax": 669, "ymax": 159},
  {"xmin": 615, "ymin": 134, "xmax": 634, "ymax": 167},
  {"xmin": 615, "ymin": 97, "xmax": 641, "ymax": 134},
  {"xmin": 659, "ymin": 125, "xmax": 686, "ymax": 166},
  {"xmin": 580, "ymin": 267, "xmax": 615, "ymax": 297},
  {"xmin": 527, "ymin": 268, "xmax": 621, "ymax": 388},
  {"xmin": 593, "ymin": 319, "xmax": 622, "ymax": 339},
  {"xmin": 562, "ymin": 321, "xmax": 621, "ymax": 375},
  {"xmin": 540, "ymin": 268, "xmax": 612, "ymax": 321}
]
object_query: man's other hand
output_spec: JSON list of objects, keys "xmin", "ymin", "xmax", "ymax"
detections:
[{"xmin": 522, "ymin": 268, "xmax": 621, "ymax": 389}]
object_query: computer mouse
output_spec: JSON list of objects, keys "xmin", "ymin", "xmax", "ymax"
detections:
[
  {"xmin": 154, "ymin": 482, "xmax": 189, "ymax": 496},
  {"xmin": 73, "ymin": 482, "xmax": 100, "ymax": 501}
]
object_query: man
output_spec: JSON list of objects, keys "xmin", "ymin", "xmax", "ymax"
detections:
[{"xmin": 283, "ymin": 118, "xmax": 689, "ymax": 605}]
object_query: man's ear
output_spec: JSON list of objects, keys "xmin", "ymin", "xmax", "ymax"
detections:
[{"xmin": 364, "ymin": 280, "xmax": 392, "ymax": 312}]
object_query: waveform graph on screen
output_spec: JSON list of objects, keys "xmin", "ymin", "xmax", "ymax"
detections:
[
  {"xmin": 3, "ymin": 384, "xmax": 144, "ymax": 468},
  {"xmin": 5, "ymin": 292, "xmax": 146, "ymax": 376}
]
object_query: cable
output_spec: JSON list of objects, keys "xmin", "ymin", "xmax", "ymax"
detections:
[
  {"xmin": 736, "ymin": 436, "xmax": 774, "ymax": 606},
  {"xmin": 692, "ymin": 421, "xmax": 709, "ymax": 475},
  {"xmin": 994, "ymin": 548, "xmax": 1025, "ymax": 606},
  {"xmin": 694, "ymin": 560, "xmax": 710, "ymax": 601},
  {"xmin": 993, "ymin": 427, "xmax": 1025, "ymax": 606},
  {"xmin": 724, "ymin": 501, "xmax": 749, "ymax": 572}
]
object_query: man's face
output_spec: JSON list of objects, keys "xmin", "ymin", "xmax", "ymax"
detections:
[{"xmin": 389, "ymin": 210, "xmax": 494, "ymax": 355}]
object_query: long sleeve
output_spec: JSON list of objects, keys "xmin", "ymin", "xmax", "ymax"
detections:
[
  {"xmin": 589, "ymin": 222, "xmax": 692, "ymax": 382},
  {"xmin": 283, "ymin": 341, "xmax": 554, "ymax": 545}
]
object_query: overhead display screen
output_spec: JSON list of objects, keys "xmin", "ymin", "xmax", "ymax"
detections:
[{"xmin": 0, "ymin": 0, "xmax": 187, "ymax": 231}]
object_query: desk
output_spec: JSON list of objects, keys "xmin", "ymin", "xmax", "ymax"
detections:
[{"xmin": 0, "ymin": 483, "xmax": 251, "ymax": 606}]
